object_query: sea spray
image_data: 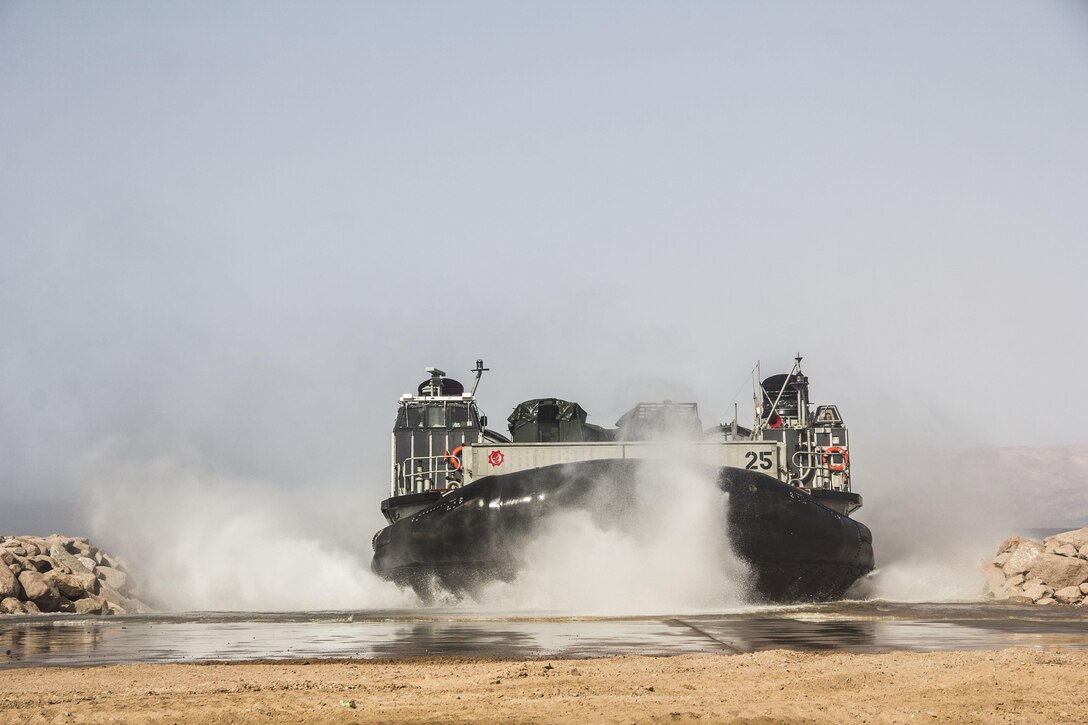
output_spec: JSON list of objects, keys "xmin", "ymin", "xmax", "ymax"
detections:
[
  {"xmin": 83, "ymin": 447, "xmax": 413, "ymax": 611},
  {"xmin": 469, "ymin": 458, "xmax": 750, "ymax": 613}
]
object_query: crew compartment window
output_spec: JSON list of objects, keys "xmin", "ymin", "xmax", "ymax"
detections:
[
  {"xmin": 402, "ymin": 405, "xmax": 424, "ymax": 428},
  {"xmin": 448, "ymin": 403, "xmax": 472, "ymax": 428},
  {"xmin": 425, "ymin": 404, "xmax": 446, "ymax": 428}
]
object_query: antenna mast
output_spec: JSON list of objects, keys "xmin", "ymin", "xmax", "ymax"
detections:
[{"xmin": 470, "ymin": 359, "xmax": 489, "ymax": 396}]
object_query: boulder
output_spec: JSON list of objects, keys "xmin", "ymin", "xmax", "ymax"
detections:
[
  {"xmin": 76, "ymin": 556, "xmax": 97, "ymax": 572},
  {"xmin": 49, "ymin": 542, "xmax": 94, "ymax": 576},
  {"xmin": 1054, "ymin": 586, "xmax": 1084, "ymax": 604},
  {"xmin": 1023, "ymin": 584, "xmax": 1052, "ymax": 601},
  {"xmin": 17, "ymin": 570, "xmax": 56, "ymax": 601},
  {"xmin": 1005, "ymin": 574, "xmax": 1026, "ymax": 588},
  {"xmin": 1027, "ymin": 554, "xmax": 1088, "ymax": 591},
  {"xmin": 74, "ymin": 596, "xmax": 105, "ymax": 615},
  {"xmin": 97, "ymin": 566, "xmax": 127, "ymax": 591},
  {"xmin": 1007, "ymin": 595, "xmax": 1034, "ymax": 605},
  {"xmin": 21, "ymin": 599, "xmax": 40, "ymax": 614},
  {"xmin": 26, "ymin": 556, "xmax": 53, "ymax": 573},
  {"xmin": 981, "ymin": 561, "xmax": 1006, "ymax": 595},
  {"xmin": 0, "ymin": 550, "xmax": 16, "ymax": 567},
  {"xmin": 1003, "ymin": 541, "xmax": 1043, "ymax": 576},
  {"xmin": 1048, "ymin": 528, "xmax": 1088, "ymax": 550},
  {"xmin": 0, "ymin": 564, "xmax": 20, "ymax": 599},
  {"xmin": 97, "ymin": 582, "xmax": 151, "ymax": 614},
  {"xmin": 1081, "ymin": 583, "xmax": 1088, "ymax": 595},
  {"xmin": 1054, "ymin": 543, "xmax": 1079, "ymax": 558},
  {"xmin": 1, "ymin": 597, "xmax": 25, "ymax": 614},
  {"xmin": 997, "ymin": 536, "xmax": 1034, "ymax": 555},
  {"xmin": 993, "ymin": 552, "xmax": 1011, "ymax": 566},
  {"xmin": 1079, "ymin": 544, "xmax": 1088, "ymax": 560},
  {"xmin": 1037, "ymin": 597, "xmax": 1057, "ymax": 605},
  {"xmin": 46, "ymin": 571, "xmax": 89, "ymax": 600}
]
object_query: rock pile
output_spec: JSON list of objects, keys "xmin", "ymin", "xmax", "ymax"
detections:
[
  {"xmin": 981, "ymin": 528, "xmax": 1088, "ymax": 605},
  {"xmin": 0, "ymin": 535, "xmax": 151, "ymax": 615}
]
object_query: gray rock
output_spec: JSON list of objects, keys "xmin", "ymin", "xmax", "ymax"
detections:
[
  {"xmin": 1023, "ymin": 584, "xmax": 1052, "ymax": 601},
  {"xmin": 0, "ymin": 550, "xmax": 16, "ymax": 567},
  {"xmin": 17, "ymin": 570, "xmax": 56, "ymax": 601},
  {"xmin": 1027, "ymin": 553, "xmax": 1088, "ymax": 591},
  {"xmin": 1, "ymin": 597, "xmax": 25, "ymax": 614},
  {"xmin": 1004, "ymin": 541, "xmax": 1043, "ymax": 576},
  {"xmin": 46, "ymin": 571, "xmax": 89, "ymax": 600},
  {"xmin": 97, "ymin": 582, "xmax": 151, "ymax": 614},
  {"xmin": 997, "ymin": 536, "xmax": 1035, "ymax": 556},
  {"xmin": 74, "ymin": 596, "xmax": 105, "ymax": 615},
  {"xmin": 49, "ymin": 542, "xmax": 94, "ymax": 576},
  {"xmin": 97, "ymin": 566, "xmax": 127, "ymax": 591},
  {"xmin": 981, "ymin": 561, "xmax": 1007, "ymax": 596},
  {"xmin": 0, "ymin": 564, "xmax": 20, "ymax": 599},
  {"xmin": 1048, "ymin": 528, "xmax": 1088, "ymax": 550},
  {"xmin": 22, "ymin": 599, "xmax": 40, "ymax": 614},
  {"xmin": 22, "ymin": 542, "xmax": 40, "ymax": 557},
  {"xmin": 26, "ymin": 556, "xmax": 53, "ymax": 573},
  {"xmin": 76, "ymin": 556, "xmax": 97, "ymax": 572},
  {"xmin": 1054, "ymin": 586, "xmax": 1084, "ymax": 604},
  {"xmin": 1054, "ymin": 543, "xmax": 1079, "ymax": 558}
]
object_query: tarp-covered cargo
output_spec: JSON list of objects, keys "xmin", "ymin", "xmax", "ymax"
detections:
[{"xmin": 508, "ymin": 398, "xmax": 593, "ymax": 443}]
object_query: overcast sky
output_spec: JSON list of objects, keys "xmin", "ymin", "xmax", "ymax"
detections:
[{"xmin": 2, "ymin": 1, "xmax": 1086, "ymax": 512}]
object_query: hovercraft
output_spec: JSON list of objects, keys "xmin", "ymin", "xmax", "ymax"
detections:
[{"xmin": 371, "ymin": 357, "xmax": 874, "ymax": 602}]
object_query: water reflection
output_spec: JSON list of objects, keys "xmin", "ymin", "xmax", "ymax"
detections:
[{"xmin": 2, "ymin": 601, "xmax": 1087, "ymax": 669}]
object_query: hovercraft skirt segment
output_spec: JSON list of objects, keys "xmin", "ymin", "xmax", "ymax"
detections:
[{"xmin": 371, "ymin": 459, "xmax": 874, "ymax": 602}]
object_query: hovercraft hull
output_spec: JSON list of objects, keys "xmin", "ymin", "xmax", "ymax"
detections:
[{"xmin": 371, "ymin": 459, "xmax": 873, "ymax": 603}]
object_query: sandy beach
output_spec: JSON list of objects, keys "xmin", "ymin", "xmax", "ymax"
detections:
[{"xmin": 2, "ymin": 649, "xmax": 1086, "ymax": 723}]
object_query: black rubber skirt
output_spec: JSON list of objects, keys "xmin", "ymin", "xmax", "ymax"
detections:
[{"xmin": 371, "ymin": 459, "xmax": 873, "ymax": 603}]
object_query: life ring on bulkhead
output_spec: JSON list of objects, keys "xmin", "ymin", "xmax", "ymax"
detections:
[
  {"xmin": 446, "ymin": 445, "xmax": 464, "ymax": 471},
  {"xmin": 822, "ymin": 446, "xmax": 849, "ymax": 472}
]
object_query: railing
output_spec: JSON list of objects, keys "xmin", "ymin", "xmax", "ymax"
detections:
[
  {"xmin": 395, "ymin": 454, "xmax": 461, "ymax": 495},
  {"xmin": 790, "ymin": 448, "xmax": 850, "ymax": 491}
]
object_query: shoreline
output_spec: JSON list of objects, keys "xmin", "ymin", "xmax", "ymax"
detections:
[{"xmin": 2, "ymin": 649, "xmax": 1085, "ymax": 723}]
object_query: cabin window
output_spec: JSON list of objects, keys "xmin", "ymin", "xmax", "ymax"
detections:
[
  {"xmin": 402, "ymin": 405, "xmax": 424, "ymax": 428},
  {"xmin": 425, "ymin": 405, "xmax": 446, "ymax": 428},
  {"xmin": 448, "ymin": 404, "xmax": 471, "ymax": 428}
]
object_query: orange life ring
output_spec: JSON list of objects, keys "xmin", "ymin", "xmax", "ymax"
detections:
[
  {"xmin": 446, "ymin": 445, "xmax": 464, "ymax": 470},
  {"xmin": 822, "ymin": 446, "xmax": 849, "ymax": 472}
]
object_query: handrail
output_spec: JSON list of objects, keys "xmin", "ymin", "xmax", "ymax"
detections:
[{"xmin": 397, "ymin": 454, "xmax": 459, "ymax": 494}]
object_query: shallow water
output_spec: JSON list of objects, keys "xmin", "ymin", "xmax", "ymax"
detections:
[{"xmin": 2, "ymin": 600, "xmax": 1087, "ymax": 669}]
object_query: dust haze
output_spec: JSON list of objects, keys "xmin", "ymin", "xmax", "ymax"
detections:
[{"xmin": 1, "ymin": 2, "xmax": 1086, "ymax": 610}]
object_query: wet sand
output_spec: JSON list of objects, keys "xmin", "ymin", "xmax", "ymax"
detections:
[{"xmin": 2, "ymin": 649, "xmax": 1086, "ymax": 723}]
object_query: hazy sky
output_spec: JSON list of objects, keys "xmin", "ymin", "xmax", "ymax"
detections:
[{"xmin": 2, "ymin": 1, "xmax": 1086, "ymax": 509}]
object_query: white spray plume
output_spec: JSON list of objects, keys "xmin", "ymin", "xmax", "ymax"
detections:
[
  {"xmin": 470, "ymin": 458, "xmax": 750, "ymax": 614},
  {"xmin": 83, "ymin": 443, "xmax": 413, "ymax": 611}
]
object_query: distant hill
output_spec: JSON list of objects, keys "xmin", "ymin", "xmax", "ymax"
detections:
[{"xmin": 962, "ymin": 443, "xmax": 1088, "ymax": 529}]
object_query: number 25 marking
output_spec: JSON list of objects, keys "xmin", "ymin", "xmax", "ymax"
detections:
[{"xmin": 744, "ymin": 451, "xmax": 773, "ymax": 471}]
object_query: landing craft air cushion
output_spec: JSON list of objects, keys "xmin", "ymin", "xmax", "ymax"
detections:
[{"xmin": 371, "ymin": 358, "xmax": 875, "ymax": 602}]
